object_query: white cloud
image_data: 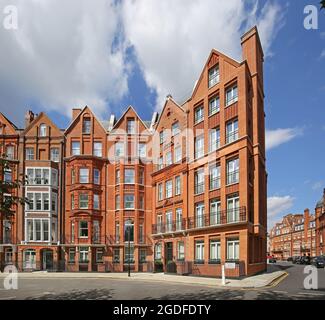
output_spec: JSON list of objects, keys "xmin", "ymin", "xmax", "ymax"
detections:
[
  {"xmin": 312, "ymin": 181, "xmax": 323, "ymax": 191},
  {"xmin": 267, "ymin": 195, "xmax": 294, "ymax": 230},
  {"xmin": 0, "ymin": 0, "xmax": 129, "ymax": 122},
  {"xmin": 0, "ymin": 0, "xmax": 286, "ymax": 123},
  {"xmin": 266, "ymin": 128, "xmax": 303, "ymax": 151},
  {"xmin": 320, "ymin": 49, "xmax": 325, "ymax": 59},
  {"xmin": 121, "ymin": 0, "xmax": 285, "ymax": 110}
]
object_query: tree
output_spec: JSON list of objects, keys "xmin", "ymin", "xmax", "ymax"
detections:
[
  {"xmin": 0, "ymin": 154, "xmax": 27, "ymax": 221},
  {"xmin": 321, "ymin": 0, "xmax": 325, "ymax": 10}
]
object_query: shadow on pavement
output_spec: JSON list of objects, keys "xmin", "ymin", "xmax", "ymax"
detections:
[{"xmin": 26, "ymin": 289, "xmax": 115, "ymax": 300}]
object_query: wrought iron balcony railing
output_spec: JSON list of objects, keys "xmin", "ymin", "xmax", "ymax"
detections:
[{"xmin": 152, "ymin": 207, "xmax": 246, "ymax": 235}]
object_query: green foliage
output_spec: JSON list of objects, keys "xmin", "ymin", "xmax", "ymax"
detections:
[{"xmin": 0, "ymin": 153, "xmax": 27, "ymax": 219}]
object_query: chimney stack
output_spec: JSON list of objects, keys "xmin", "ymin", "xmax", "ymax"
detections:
[{"xmin": 25, "ymin": 110, "xmax": 34, "ymax": 128}]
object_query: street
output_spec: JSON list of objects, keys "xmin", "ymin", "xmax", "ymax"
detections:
[{"xmin": 0, "ymin": 262, "xmax": 324, "ymax": 300}]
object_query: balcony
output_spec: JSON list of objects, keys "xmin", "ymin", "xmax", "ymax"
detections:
[
  {"xmin": 152, "ymin": 207, "xmax": 246, "ymax": 235},
  {"xmin": 152, "ymin": 219, "xmax": 187, "ymax": 235}
]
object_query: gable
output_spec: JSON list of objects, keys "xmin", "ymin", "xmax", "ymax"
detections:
[
  {"xmin": 112, "ymin": 106, "xmax": 149, "ymax": 134},
  {"xmin": 191, "ymin": 50, "xmax": 240, "ymax": 100},
  {"xmin": 65, "ymin": 106, "xmax": 107, "ymax": 136},
  {"xmin": 0, "ymin": 113, "xmax": 18, "ymax": 135},
  {"xmin": 155, "ymin": 98, "xmax": 186, "ymax": 131},
  {"xmin": 23, "ymin": 113, "xmax": 62, "ymax": 137}
]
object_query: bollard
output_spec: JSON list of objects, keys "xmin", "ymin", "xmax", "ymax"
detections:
[{"xmin": 221, "ymin": 264, "xmax": 226, "ymax": 286}]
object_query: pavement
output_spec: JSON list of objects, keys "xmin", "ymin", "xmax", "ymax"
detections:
[
  {"xmin": 0, "ymin": 262, "xmax": 324, "ymax": 300},
  {"xmin": 0, "ymin": 266, "xmax": 286, "ymax": 289}
]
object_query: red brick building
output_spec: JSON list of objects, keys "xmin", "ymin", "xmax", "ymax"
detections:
[
  {"xmin": 0, "ymin": 26, "xmax": 267, "ymax": 277},
  {"xmin": 0, "ymin": 113, "xmax": 20, "ymax": 266},
  {"xmin": 269, "ymin": 210, "xmax": 316, "ymax": 260},
  {"xmin": 315, "ymin": 189, "xmax": 325, "ymax": 256}
]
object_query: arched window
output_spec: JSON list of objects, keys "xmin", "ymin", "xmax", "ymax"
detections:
[
  {"xmin": 124, "ymin": 220, "xmax": 134, "ymax": 242},
  {"xmin": 39, "ymin": 124, "xmax": 47, "ymax": 137}
]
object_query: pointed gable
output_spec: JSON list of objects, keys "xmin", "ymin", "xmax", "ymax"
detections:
[
  {"xmin": 65, "ymin": 106, "xmax": 107, "ymax": 136},
  {"xmin": 22, "ymin": 112, "xmax": 62, "ymax": 137},
  {"xmin": 154, "ymin": 97, "xmax": 186, "ymax": 132},
  {"xmin": 0, "ymin": 112, "xmax": 18, "ymax": 135},
  {"xmin": 111, "ymin": 106, "xmax": 150, "ymax": 135},
  {"xmin": 191, "ymin": 49, "xmax": 240, "ymax": 100}
]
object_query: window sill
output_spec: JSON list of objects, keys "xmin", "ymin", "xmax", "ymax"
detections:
[
  {"xmin": 225, "ymin": 99, "xmax": 238, "ymax": 108},
  {"xmin": 226, "ymin": 181, "xmax": 239, "ymax": 187},
  {"xmin": 208, "ymin": 111, "xmax": 220, "ymax": 118},
  {"xmin": 194, "ymin": 260, "xmax": 205, "ymax": 265},
  {"xmin": 194, "ymin": 119, "xmax": 204, "ymax": 126},
  {"xmin": 209, "ymin": 259, "xmax": 221, "ymax": 265}
]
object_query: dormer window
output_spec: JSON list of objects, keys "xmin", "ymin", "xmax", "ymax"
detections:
[
  {"xmin": 39, "ymin": 124, "xmax": 47, "ymax": 137},
  {"xmin": 83, "ymin": 118, "xmax": 91, "ymax": 134},
  {"xmin": 208, "ymin": 65, "xmax": 220, "ymax": 88}
]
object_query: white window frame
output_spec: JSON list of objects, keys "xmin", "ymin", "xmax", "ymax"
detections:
[
  {"xmin": 124, "ymin": 194, "xmax": 135, "ymax": 209},
  {"xmin": 194, "ymin": 106, "xmax": 204, "ymax": 124},
  {"xmin": 71, "ymin": 141, "xmax": 81, "ymax": 156},
  {"xmin": 209, "ymin": 127, "xmax": 220, "ymax": 152},
  {"xmin": 195, "ymin": 241, "xmax": 205, "ymax": 261},
  {"xmin": 195, "ymin": 135, "xmax": 204, "ymax": 159},
  {"xmin": 226, "ymin": 84, "xmax": 238, "ymax": 107},
  {"xmin": 93, "ymin": 142, "xmax": 102, "ymax": 157},
  {"xmin": 124, "ymin": 168, "xmax": 135, "ymax": 184},
  {"xmin": 227, "ymin": 239, "xmax": 240, "ymax": 260},
  {"xmin": 208, "ymin": 65, "xmax": 220, "ymax": 88},
  {"xmin": 175, "ymin": 176, "xmax": 181, "ymax": 196},
  {"xmin": 79, "ymin": 168, "xmax": 89, "ymax": 184},
  {"xmin": 209, "ymin": 96, "xmax": 220, "ymax": 116},
  {"xmin": 210, "ymin": 240, "xmax": 221, "ymax": 261},
  {"xmin": 165, "ymin": 180, "xmax": 173, "ymax": 199}
]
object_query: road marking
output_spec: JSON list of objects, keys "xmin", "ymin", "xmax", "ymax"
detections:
[
  {"xmin": 298, "ymin": 292, "xmax": 325, "ymax": 297},
  {"xmin": 272, "ymin": 290, "xmax": 288, "ymax": 294}
]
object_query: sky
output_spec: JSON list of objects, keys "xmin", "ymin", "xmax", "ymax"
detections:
[{"xmin": 0, "ymin": 0, "xmax": 324, "ymax": 230}]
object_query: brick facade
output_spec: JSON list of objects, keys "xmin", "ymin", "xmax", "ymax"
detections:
[
  {"xmin": 315, "ymin": 189, "xmax": 325, "ymax": 256},
  {"xmin": 0, "ymin": 26, "xmax": 267, "ymax": 277},
  {"xmin": 269, "ymin": 210, "xmax": 316, "ymax": 260}
]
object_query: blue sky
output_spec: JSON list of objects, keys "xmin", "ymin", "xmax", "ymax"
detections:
[{"xmin": 0, "ymin": 0, "xmax": 324, "ymax": 228}]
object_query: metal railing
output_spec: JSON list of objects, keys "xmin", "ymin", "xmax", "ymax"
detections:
[
  {"xmin": 226, "ymin": 170, "xmax": 239, "ymax": 185},
  {"xmin": 152, "ymin": 207, "xmax": 246, "ymax": 235},
  {"xmin": 194, "ymin": 182, "xmax": 205, "ymax": 195},
  {"xmin": 226, "ymin": 130, "xmax": 239, "ymax": 144}
]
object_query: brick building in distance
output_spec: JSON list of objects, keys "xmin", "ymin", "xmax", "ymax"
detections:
[
  {"xmin": 315, "ymin": 189, "xmax": 325, "ymax": 256},
  {"xmin": 269, "ymin": 210, "xmax": 316, "ymax": 260},
  {"xmin": 0, "ymin": 26, "xmax": 267, "ymax": 277}
]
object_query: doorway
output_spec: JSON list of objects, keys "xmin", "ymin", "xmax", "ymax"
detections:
[{"xmin": 42, "ymin": 250, "xmax": 53, "ymax": 271}]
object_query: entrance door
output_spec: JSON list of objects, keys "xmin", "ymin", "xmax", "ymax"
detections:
[
  {"xmin": 165, "ymin": 242, "xmax": 173, "ymax": 264},
  {"xmin": 42, "ymin": 250, "xmax": 53, "ymax": 271}
]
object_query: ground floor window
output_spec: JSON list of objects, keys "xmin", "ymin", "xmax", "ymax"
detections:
[
  {"xmin": 209, "ymin": 240, "xmax": 221, "ymax": 262},
  {"xmin": 227, "ymin": 239, "xmax": 239, "ymax": 260},
  {"xmin": 113, "ymin": 248, "xmax": 120, "ymax": 263},
  {"xmin": 5, "ymin": 248, "xmax": 13, "ymax": 263},
  {"xmin": 124, "ymin": 246, "xmax": 134, "ymax": 264},
  {"xmin": 24, "ymin": 249, "xmax": 36, "ymax": 269},
  {"xmin": 155, "ymin": 243, "xmax": 162, "ymax": 260},
  {"xmin": 79, "ymin": 247, "xmax": 89, "ymax": 263},
  {"xmin": 195, "ymin": 241, "xmax": 204, "ymax": 263},
  {"xmin": 139, "ymin": 249, "xmax": 146, "ymax": 263},
  {"xmin": 177, "ymin": 241, "xmax": 185, "ymax": 260},
  {"xmin": 68, "ymin": 248, "xmax": 75, "ymax": 263},
  {"xmin": 96, "ymin": 248, "xmax": 103, "ymax": 263}
]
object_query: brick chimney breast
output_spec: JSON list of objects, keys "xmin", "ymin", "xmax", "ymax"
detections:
[{"xmin": 25, "ymin": 110, "xmax": 34, "ymax": 128}]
